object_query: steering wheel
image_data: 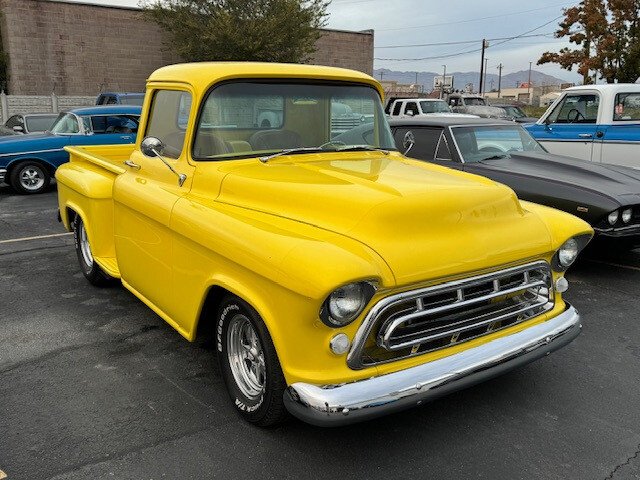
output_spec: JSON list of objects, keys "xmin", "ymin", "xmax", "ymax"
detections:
[
  {"xmin": 567, "ymin": 109, "xmax": 585, "ymax": 123},
  {"xmin": 478, "ymin": 145, "xmax": 507, "ymax": 153},
  {"xmin": 319, "ymin": 140, "xmax": 347, "ymax": 150}
]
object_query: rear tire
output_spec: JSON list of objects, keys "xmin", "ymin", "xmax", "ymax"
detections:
[
  {"xmin": 72, "ymin": 215, "xmax": 116, "ymax": 287},
  {"xmin": 9, "ymin": 160, "xmax": 51, "ymax": 194},
  {"xmin": 216, "ymin": 295, "xmax": 288, "ymax": 426}
]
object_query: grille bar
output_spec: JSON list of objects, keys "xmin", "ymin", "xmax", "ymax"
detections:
[{"xmin": 347, "ymin": 261, "xmax": 554, "ymax": 370}]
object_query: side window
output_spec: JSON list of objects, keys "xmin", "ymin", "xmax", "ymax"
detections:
[
  {"xmin": 435, "ymin": 133, "xmax": 453, "ymax": 160},
  {"xmin": 547, "ymin": 94, "xmax": 599, "ymax": 124},
  {"xmin": 92, "ymin": 115, "xmax": 139, "ymax": 134},
  {"xmin": 145, "ymin": 90, "xmax": 192, "ymax": 159},
  {"xmin": 613, "ymin": 93, "xmax": 640, "ymax": 121},
  {"xmin": 5, "ymin": 115, "xmax": 21, "ymax": 128},
  {"xmin": 393, "ymin": 127, "xmax": 443, "ymax": 159},
  {"xmin": 404, "ymin": 102, "xmax": 418, "ymax": 115},
  {"xmin": 392, "ymin": 101, "xmax": 402, "ymax": 116}
]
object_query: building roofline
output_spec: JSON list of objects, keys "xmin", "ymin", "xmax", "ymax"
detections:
[{"xmin": 41, "ymin": 1, "xmax": 375, "ymax": 36}]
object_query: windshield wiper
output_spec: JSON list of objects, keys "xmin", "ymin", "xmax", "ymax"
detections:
[
  {"xmin": 259, "ymin": 147, "xmax": 325, "ymax": 163},
  {"xmin": 337, "ymin": 145, "xmax": 390, "ymax": 154},
  {"xmin": 480, "ymin": 154, "xmax": 510, "ymax": 161},
  {"xmin": 259, "ymin": 144, "xmax": 390, "ymax": 163}
]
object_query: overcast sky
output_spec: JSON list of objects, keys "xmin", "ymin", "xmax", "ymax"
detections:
[{"xmin": 62, "ymin": 0, "xmax": 580, "ymax": 81}]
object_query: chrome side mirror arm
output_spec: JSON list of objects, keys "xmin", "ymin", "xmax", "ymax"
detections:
[{"xmin": 140, "ymin": 136, "xmax": 187, "ymax": 187}]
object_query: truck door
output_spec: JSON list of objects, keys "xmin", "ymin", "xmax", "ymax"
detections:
[
  {"xmin": 593, "ymin": 91, "xmax": 640, "ymax": 167},
  {"xmin": 112, "ymin": 88, "xmax": 195, "ymax": 320},
  {"xmin": 530, "ymin": 91, "xmax": 600, "ymax": 161}
]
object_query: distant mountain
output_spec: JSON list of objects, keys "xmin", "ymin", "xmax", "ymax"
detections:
[{"xmin": 374, "ymin": 68, "xmax": 570, "ymax": 92}]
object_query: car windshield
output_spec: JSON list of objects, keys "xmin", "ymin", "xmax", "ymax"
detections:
[
  {"xmin": 50, "ymin": 113, "xmax": 81, "ymax": 134},
  {"xmin": 420, "ymin": 101, "xmax": 450, "ymax": 113},
  {"xmin": 25, "ymin": 115, "xmax": 57, "ymax": 133},
  {"xmin": 464, "ymin": 97, "xmax": 486, "ymax": 106},
  {"xmin": 451, "ymin": 124, "xmax": 546, "ymax": 162},
  {"xmin": 501, "ymin": 106, "xmax": 525, "ymax": 118},
  {"xmin": 120, "ymin": 95, "xmax": 145, "ymax": 106},
  {"xmin": 193, "ymin": 81, "xmax": 395, "ymax": 160}
]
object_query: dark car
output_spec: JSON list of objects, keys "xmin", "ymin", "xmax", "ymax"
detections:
[
  {"xmin": 96, "ymin": 92, "xmax": 145, "ymax": 106},
  {"xmin": 388, "ymin": 117, "xmax": 640, "ymax": 246},
  {"xmin": 4, "ymin": 113, "xmax": 59, "ymax": 134},
  {"xmin": 490, "ymin": 104, "xmax": 538, "ymax": 123}
]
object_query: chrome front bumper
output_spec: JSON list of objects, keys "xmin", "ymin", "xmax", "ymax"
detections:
[
  {"xmin": 284, "ymin": 304, "xmax": 581, "ymax": 427},
  {"xmin": 0, "ymin": 168, "xmax": 6, "ymax": 184}
]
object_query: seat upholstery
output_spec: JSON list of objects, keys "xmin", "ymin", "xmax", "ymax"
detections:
[{"xmin": 249, "ymin": 129, "xmax": 303, "ymax": 151}]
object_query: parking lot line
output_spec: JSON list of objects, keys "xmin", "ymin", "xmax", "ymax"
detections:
[{"xmin": 0, "ymin": 232, "xmax": 72, "ymax": 245}]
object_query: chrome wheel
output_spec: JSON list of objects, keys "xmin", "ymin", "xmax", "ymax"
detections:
[
  {"xmin": 227, "ymin": 314, "xmax": 266, "ymax": 400},
  {"xmin": 19, "ymin": 165, "xmax": 46, "ymax": 192},
  {"xmin": 78, "ymin": 221, "xmax": 94, "ymax": 267}
]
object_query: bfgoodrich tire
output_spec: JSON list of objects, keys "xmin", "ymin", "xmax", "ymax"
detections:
[
  {"xmin": 217, "ymin": 295, "xmax": 288, "ymax": 426},
  {"xmin": 72, "ymin": 215, "xmax": 116, "ymax": 287},
  {"xmin": 9, "ymin": 160, "xmax": 51, "ymax": 194}
]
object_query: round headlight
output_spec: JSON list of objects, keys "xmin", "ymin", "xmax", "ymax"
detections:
[
  {"xmin": 558, "ymin": 238, "xmax": 579, "ymax": 268},
  {"xmin": 622, "ymin": 208, "xmax": 633, "ymax": 224},
  {"xmin": 608, "ymin": 210, "xmax": 619, "ymax": 225},
  {"xmin": 327, "ymin": 283, "xmax": 366, "ymax": 326}
]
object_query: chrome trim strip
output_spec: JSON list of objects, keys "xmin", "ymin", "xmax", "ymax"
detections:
[
  {"xmin": 539, "ymin": 139, "xmax": 640, "ymax": 144},
  {"xmin": 0, "ymin": 148, "xmax": 64, "ymax": 158},
  {"xmin": 347, "ymin": 260, "xmax": 550, "ymax": 369},
  {"xmin": 284, "ymin": 304, "xmax": 581, "ymax": 427},
  {"xmin": 0, "ymin": 168, "xmax": 6, "ymax": 183}
]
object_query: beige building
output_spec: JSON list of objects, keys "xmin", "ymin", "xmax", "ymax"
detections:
[
  {"xmin": 0, "ymin": 0, "xmax": 374, "ymax": 95},
  {"xmin": 484, "ymin": 83, "xmax": 574, "ymax": 107}
]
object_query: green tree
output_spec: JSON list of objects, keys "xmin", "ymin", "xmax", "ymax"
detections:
[
  {"xmin": 141, "ymin": 0, "xmax": 329, "ymax": 63},
  {"xmin": 538, "ymin": 0, "xmax": 640, "ymax": 83}
]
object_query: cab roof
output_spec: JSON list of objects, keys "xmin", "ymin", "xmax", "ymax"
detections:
[{"xmin": 147, "ymin": 62, "xmax": 383, "ymax": 97}]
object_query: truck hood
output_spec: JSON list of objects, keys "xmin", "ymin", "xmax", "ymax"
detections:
[{"xmin": 216, "ymin": 154, "xmax": 554, "ymax": 285}]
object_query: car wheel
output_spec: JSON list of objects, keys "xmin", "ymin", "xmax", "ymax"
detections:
[
  {"xmin": 72, "ymin": 215, "xmax": 116, "ymax": 287},
  {"xmin": 217, "ymin": 295, "xmax": 288, "ymax": 426},
  {"xmin": 9, "ymin": 160, "xmax": 51, "ymax": 194}
]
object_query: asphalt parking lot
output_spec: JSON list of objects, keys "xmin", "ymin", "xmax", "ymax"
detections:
[{"xmin": 1, "ymin": 186, "xmax": 640, "ymax": 480}]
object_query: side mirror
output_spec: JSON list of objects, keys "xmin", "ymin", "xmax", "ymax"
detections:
[
  {"xmin": 141, "ymin": 136, "xmax": 165, "ymax": 157},
  {"xmin": 402, "ymin": 130, "xmax": 415, "ymax": 155},
  {"xmin": 140, "ymin": 136, "xmax": 187, "ymax": 187},
  {"xmin": 12, "ymin": 125, "xmax": 23, "ymax": 133},
  {"xmin": 406, "ymin": 110, "xmax": 416, "ymax": 117}
]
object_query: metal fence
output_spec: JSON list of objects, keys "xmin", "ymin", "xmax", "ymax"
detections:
[{"xmin": 0, "ymin": 92, "xmax": 96, "ymax": 123}]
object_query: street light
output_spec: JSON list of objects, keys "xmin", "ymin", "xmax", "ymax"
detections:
[{"xmin": 440, "ymin": 65, "xmax": 447, "ymax": 99}]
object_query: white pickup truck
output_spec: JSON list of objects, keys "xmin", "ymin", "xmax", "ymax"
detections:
[
  {"xmin": 386, "ymin": 98, "xmax": 477, "ymax": 118},
  {"xmin": 526, "ymin": 84, "xmax": 640, "ymax": 168}
]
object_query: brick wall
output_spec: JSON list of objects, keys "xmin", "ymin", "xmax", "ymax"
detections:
[{"xmin": 0, "ymin": 0, "xmax": 374, "ymax": 96}]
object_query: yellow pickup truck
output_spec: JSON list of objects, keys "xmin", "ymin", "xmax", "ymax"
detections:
[{"xmin": 56, "ymin": 62, "xmax": 593, "ymax": 427}]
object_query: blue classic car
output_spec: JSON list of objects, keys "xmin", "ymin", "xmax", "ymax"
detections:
[{"xmin": 0, "ymin": 105, "xmax": 141, "ymax": 194}]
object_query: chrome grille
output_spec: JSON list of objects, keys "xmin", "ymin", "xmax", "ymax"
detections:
[{"xmin": 347, "ymin": 261, "xmax": 554, "ymax": 369}]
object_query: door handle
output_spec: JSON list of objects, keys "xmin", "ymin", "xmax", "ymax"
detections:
[
  {"xmin": 121, "ymin": 136, "xmax": 133, "ymax": 141},
  {"xmin": 578, "ymin": 133, "xmax": 593, "ymax": 138},
  {"xmin": 124, "ymin": 160, "xmax": 141, "ymax": 170}
]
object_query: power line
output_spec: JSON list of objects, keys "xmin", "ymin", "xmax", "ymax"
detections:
[
  {"xmin": 371, "ymin": 1, "xmax": 577, "ymax": 31},
  {"xmin": 375, "ymin": 15, "xmax": 566, "ymax": 62},
  {"xmin": 375, "ymin": 32, "xmax": 559, "ymax": 50}
]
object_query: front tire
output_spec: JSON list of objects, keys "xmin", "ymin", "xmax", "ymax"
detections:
[
  {"xmin": 217, "ymin": 296, "xmax": 288, "ymax": 426},
  {"xmin": 72, "ymin": 215, "xmax": 116, "ymax": 287},
  {"xmin": 9, "ymin": 161, "xmax": 51, "ymax": 194}
]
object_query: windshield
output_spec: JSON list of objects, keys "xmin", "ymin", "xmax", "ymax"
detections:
[
  {"xmin": 25, "ymin": 115, "xmax": 57, "ymax": 133},
  {"xmin": 502, "ymin": 106, "xmax": 525, "ymax": 118},
  {"xmin": 50, "ymin": 113, "xmax": 80, "ymax": 134},
  {"xmin": 420, "ymin": 101, "xmax": 450, "ymax": 113},
  {"xmin": 120, "ymin": 95, "xmax": 145, "ymax": 106},
  {"xmin": 451, "ymin": 125, "xmax": 546, "ymax": 162},
  {"xmin": 464, "ymin": 97, "xmax": 486, "ymax": 106},
  {"xmin": 193, "ymin": 81, "xmax": 395, "ymax": 160}
]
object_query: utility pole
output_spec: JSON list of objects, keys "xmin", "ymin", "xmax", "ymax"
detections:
[
  {"xmin": 380, "ymin": 71, "xmax": 384, "ymax": 81},
  {"xmin": 482, "ymin": 57, "xmax": 489, "ymax": 96},
  {"xmin": 527, "ymin": 61, "xmax": 532, "ymax": 103},
  {"xmin": 497, "ymin": 63, "xmax": 503, "ymax": 98},
  {"xmin": 440, "ymin": 65, "xmax": 447, "ymax": 99},
  {"xmin": 479, "ymin": 39, "xmax": 488, "ymax": 94}
]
